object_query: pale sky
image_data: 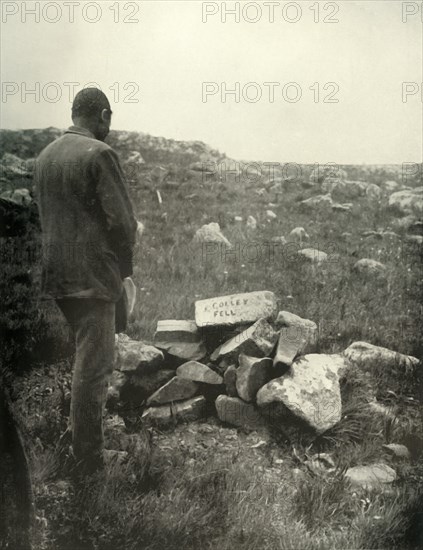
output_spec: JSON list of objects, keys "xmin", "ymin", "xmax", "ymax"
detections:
[{"xmin": 1, "ymin": 0, "xmax": 422, "ymax": 163}]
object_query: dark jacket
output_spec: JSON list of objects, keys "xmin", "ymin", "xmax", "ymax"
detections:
[{"xmin": 35, "ymin": 126, "xmax": 137, "ymax": 302}]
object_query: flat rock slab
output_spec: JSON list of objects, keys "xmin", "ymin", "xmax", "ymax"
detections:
[
  {"xmin": 236, "ymin": 355, "xmax": 273, "ymax": 402},
  {"xmin": 155, "ymin": 341, "xmax": 207, "ymax": 362},
  {"xmin": 215, "ymin": 395, "xmax": 264, "ymax": 430},
  {"xmin": 195, "ymin": 291, "xmax": 277, "ymax": 328},
  {"xmin": 142, "ymin": 396, "xmax": 206, "ymax": 428},
  {"xmin": 257, "ymin": 353, "xmax": 342, "ymax": 433},
  {"xmin": 115, "ymin": 335, "xmax": 164, "ymax": 374},
  {"xmin": 146, "ymin": 376, "xmax": 199, "ymax": 405},
  {"xmin": 345, "ymin": 464, "xmax": 397, "ymax": 490},
  {"xmin": 343, "ymin": 341, "xmax": 419, "ymax": 372},
  {"xmin": 176, "ymin": 361, "xmax": 223, "ymax": 384},
  {"xmin": 154, "ymin": 320, "xmax": 200, "ymax": 343},
  {"xmin": 211, "ymin": 318, "xmax": 278, "ymax": 362},
  {"xmin": 121, "ymin": 369, "xmax": 175, "ymax": 404}
]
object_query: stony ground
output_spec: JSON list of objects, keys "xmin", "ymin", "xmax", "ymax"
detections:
[{"xmin": 1, "ymin": 130, "xmax": 422, "ymax": 548}]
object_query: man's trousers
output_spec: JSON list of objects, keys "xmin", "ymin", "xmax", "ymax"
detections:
[{"xmin": 56, "ymin": 298, "xmax": 115, "ymax": 470}]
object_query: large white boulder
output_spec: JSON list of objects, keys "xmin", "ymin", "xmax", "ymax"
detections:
[{"xmin": 257, "ymin": 354, "xmax": 344, "ymax": 433}]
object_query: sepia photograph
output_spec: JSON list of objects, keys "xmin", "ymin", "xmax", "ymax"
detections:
[{"xmin": 0, "ymin": 1, "xmax": 422, "ymax": 548}]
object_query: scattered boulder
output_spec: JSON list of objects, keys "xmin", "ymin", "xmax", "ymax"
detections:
[
  {"xmin": 382, "ymin": 443, "xmax": 410, "ymax": 459},
  {"xmin": 298, "ymin": 248, "xmax": 328, "ymax": 264},
  {"xmin": 215, "ymin": 395, "xmax": 263, "ymax": 429},
  {"xmin": 142, "ymin": 396, "xmax": 206, "ymax": 428},
  {"xmin": 195, "ymin": 291, "xmax": 277, "ymax": 328},
  {"xmin": 246, "ymin": 215, "xmax": 257, "ymax": 230},
  {"xmin": 146, "ymin": 376, "xmax": 199, "ymax": 405},
  {"xmin": 223, "ymin": 365, "xmax": 238, "ymax": 397},
  {"xmin": 382, "ymin": 180, "xmax": 400, "ymax": 193},
  {"xmin": 309, "ymin": 166, "xmax": 348, "ymax": 185},
  {"xmin": 345, "ymin": 463, "xmax": 397, "ymax": 490},
  {"xmin": 352, "ymin": 259, "xmax": 387, "ymax": 280},
  {"xmin": 288, "ymin": 227, "xmax": 309, "ymax": 243},
  {"xmin": 126, "ymin": 150, "xmax": 145, "ymax": 165},
  {"xmin": 366, "ymin": 183, "xmax": 382, "ymax": 200},
  {"xmin": 300, "ymin": 194, "xmax": 333, "ymax": 212},
  {"xmin": 234, "ymin": 215, "xmax": 243, "ymax": 222},
  {"xmin": 271, "ymin": 236, "xmax": 287, "ymax": 246},
  {"xmin": 266, "ymin": 210, "xmax": 277, "ymax": 220},
  {"xmin": 257, "ymin": 354, "xmax": 343, "ymax": 433},
  {"xmin": 193, "ymin": 222, "xmax": 231, "ymax": 248},
  {"xmin": 323, "ymin": 179, "xmax": 367, "ymax": 201},
  {"xmin": 176, "ymin": 361, "xmax": 223, "ymax": 384},
  {"xmin": 211, "ymin": 318, "xmax": 278, "ymax": 362},
  {"xmin": 343, "ymin": 342, "xmax": 419, "ymax": 373},
  {"xmin": 236, "ymin": 355, "xmax": 273, "ymax": 402},
  {"xmin": 389, "ymin": 188, "xmax": 423, "ymax": 216},
  {"xmin": 115, "ymin": 335, "xmax": 164, "ymax": 374}
]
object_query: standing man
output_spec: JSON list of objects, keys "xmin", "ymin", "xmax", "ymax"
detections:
[{"xmin": 35, "ymin": 88, "xmax": 137, "ymax": 476}]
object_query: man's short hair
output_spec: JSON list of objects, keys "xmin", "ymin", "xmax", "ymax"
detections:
[{"xmin": 72, "ymin": 88, "xmax": 112, "ymax": 119}]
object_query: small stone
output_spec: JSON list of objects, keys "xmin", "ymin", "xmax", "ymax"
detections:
[
  {"xmin": 266, "ymin": 210, "xmax": 277, "ymax": 220},
  {"xmin": 142, "ymin": 396, "xmax": 206, "ymax": 427},
  {"xmin": 193, "ymin": 222, "xmax": 231, "ymax": 247},
  {"xmin": 215, "ymin": 395, "xmax": 263, "ymax": 429},
  {"xmin": 223, "ymin": 365, "xmax": 238, "ymax": 397},
  {"xmin": 176, "ymin": 361, "xmax": 223, "ymax": 384},
  {"xmin": 195, "ymin": 291, "xmax": 277, "ymax": 328},
  {"xmin": 345, "ymin": 464, "xmax": 397, "ymax": 490},
  {"xmin": 211, "ymin": 318, "xmax": 278, "ymax": 362},
  {"xmin": 146, "ymin": 376, "xmax": 199, "ymax": 405},
  {"xmin": 288, "ymin": 227, "xmax": 309, "ymax": 243},
  {"xmin": 234, "ymin": 216, "xmax": 243, "ymax": 222},
  {"xmin": 246, "ymin": 215, "xmax": 257, "ymax": 230},
  {"xmin": 236, "ymin": 355, "xmax": 273, "ymax": 402}
]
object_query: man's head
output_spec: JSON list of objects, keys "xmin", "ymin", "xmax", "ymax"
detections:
[{"xmin": 71, "ymin": 88, "xmax": 112, "ymax": 141}]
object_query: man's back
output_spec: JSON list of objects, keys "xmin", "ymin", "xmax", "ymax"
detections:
[{"xmin": 36, "ymin": 126, "xmax": 136, "ymax": 302}]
